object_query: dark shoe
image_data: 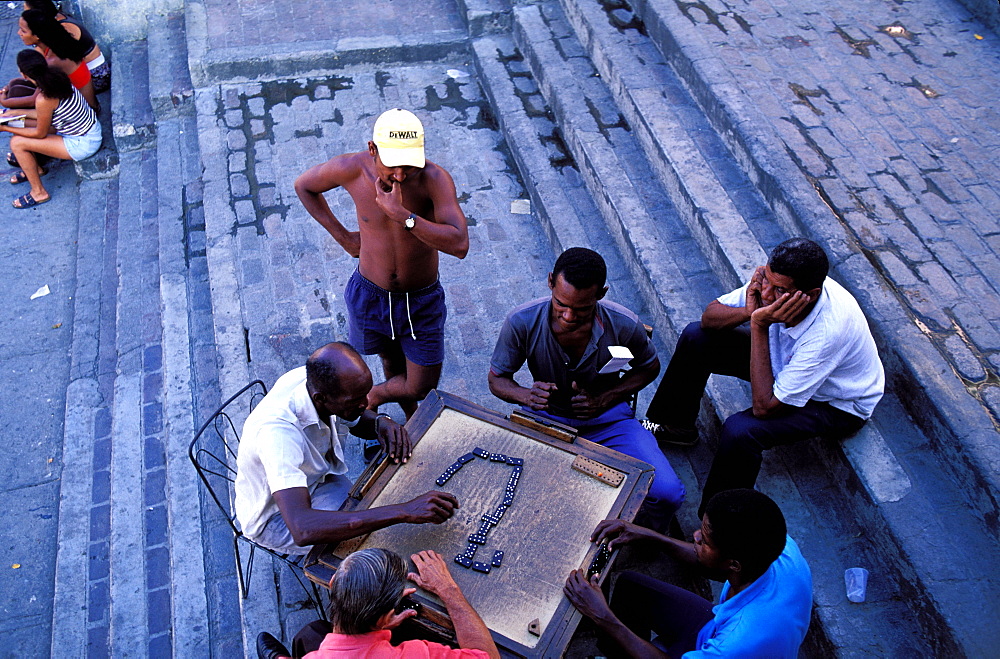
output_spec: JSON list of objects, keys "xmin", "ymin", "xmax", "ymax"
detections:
[
  {"xmin": 256, "ymin": 632, "xmax": 290, "ymax": 659},
  {"xmin": 12, "ymin": 192, "xmax": 50, "ymax": 208},
  {"xmin": 641, "ymin": 419, "xmax": 699, "ymax": 447}
]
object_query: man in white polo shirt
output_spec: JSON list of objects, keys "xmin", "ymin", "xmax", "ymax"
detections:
[
  {"xmin": 235, "ymin": 342, "xmax": 458, "ymax": 555},
  {"xmin": 644, "ymin": 238, "xmax": 884, "ymax": 515}
]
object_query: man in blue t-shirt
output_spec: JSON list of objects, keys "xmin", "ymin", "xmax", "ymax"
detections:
[{"xmin": 565, "ymin": 489, "xmax": 812, "ymax": 658}]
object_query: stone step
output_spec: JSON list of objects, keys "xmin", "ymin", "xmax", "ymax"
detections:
[
  {"xmin": 504, "ymin": 1, "xmax": 974, "ymax": 654},
  {"xmin": 561, "ymin": 0, "xmax": 999, "ymax": 653},
  {"xmin": 50, "ymin": 175, "xmax": 117, "ymax": 655},
  {"xmin": 623, "ymin": 0, "xmax": 1000, "ymax": 543},
  {"xmin": 50, "ymin": 16, "xmax": 220, "ymax": 655},
  {"xmin": 147, "ymin": 8, "xmax": 217, "ymax": 657},
  {"xmin": 183, "ymin": 0, "xmax": 469, "ymax": 87}
]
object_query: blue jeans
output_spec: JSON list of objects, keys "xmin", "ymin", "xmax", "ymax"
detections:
[{"xmin": 529, "ymin": 402, "xmax": 686, "ymax": 516}]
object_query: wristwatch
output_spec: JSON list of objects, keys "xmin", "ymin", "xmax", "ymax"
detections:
[
  {"xmin": 404, "ymin": 213, "xmax": 417, "ymax": 231},
  {"xmin": 374, "ymin": 413, "xmax": 392, "ymax": 434}
]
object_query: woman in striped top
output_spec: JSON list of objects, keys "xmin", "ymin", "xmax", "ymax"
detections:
[{"xmin": 1, "ymin": 49, "xmax": 101, "ymax": 208}]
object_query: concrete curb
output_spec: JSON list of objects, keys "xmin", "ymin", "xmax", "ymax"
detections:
[
  {"xmin": 108, "ymin": 372, "xmax": 146, "ymax": 656},
  {"xmin": 512, "ymin": 4, "xmax": 704, "ymax": 337},
  {"xmin": 185, "ymin": 0, "xmax": 469, "ymax": 87},
  {"xmin": 111, "ymin": 42, "xmax": 157, "ymax": 153},
  {"xmin": 558, "ymin": 0, "xmax": 766, "ymax": 285},
  {"xmin": 157, "ymin": 112, "xmax": 210, "ymax": 656},
  {"xmin": 193, "ymin": 83, "xmax": 284, "ymax": 656},
  {"xmin": 146, "ymin": 10, "xmax": 213, "ymax": 653},
  {"xmin": 50, "ymin": 178, "xmax": 111, "ymax": 657},
  {"xmin": 456, "ymin": 0, "xmax": 513, "ymax": 36}
]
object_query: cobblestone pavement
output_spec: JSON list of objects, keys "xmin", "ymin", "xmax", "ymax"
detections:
[{"xmin": 648, "ymin": 0, "xmax": 1000, "ymax": 410}]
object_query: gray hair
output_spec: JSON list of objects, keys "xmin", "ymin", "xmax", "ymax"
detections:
[{"xmin": 328, "ymin": 548, "xmax": 406, "ymax": 634}]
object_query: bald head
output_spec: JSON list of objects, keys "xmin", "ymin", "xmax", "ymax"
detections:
[{"xmin": 306, "ymin": 342, "xmax": 370, "ymax": 396}]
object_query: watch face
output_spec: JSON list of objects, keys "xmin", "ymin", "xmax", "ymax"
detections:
[{"xmin": 405, "ymin": 215, "xmax": 416, "ymax": 230}]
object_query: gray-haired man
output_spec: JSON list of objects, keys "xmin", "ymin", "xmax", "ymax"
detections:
[{"xmin": 257, "ymin": 548, "xmax": 500, "ymax": 658}]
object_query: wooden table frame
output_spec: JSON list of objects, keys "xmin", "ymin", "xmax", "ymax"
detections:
[{"xmin": 305, "ymin": 391, "xmax": 653, "ymax": 658}]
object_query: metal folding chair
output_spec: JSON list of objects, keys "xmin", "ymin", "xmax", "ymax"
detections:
[{"xmin": 188, "ymin": 380, "xmax": 326, "ymax": 618}]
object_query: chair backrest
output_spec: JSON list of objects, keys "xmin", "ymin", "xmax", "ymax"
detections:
[{"xmin": 188, "ymin": 380, "xmax": 268, "ymax": 536}]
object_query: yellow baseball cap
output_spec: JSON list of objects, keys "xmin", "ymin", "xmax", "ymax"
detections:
[{"xmin": 372, "ymin": 109, "xmax": 425, "ymax": 168}]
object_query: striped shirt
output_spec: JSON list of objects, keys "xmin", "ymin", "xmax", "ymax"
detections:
[{"xmin": 50, "ymin": 87, "xmax": 96, "ymax": 137}]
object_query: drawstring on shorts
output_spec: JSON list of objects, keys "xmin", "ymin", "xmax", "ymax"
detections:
[{"xmin": 387, "ymin": 291, "xmax": 417, "ymax": 341}]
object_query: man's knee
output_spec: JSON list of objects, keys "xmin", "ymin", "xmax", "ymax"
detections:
[
  {"xmin": 648, "ymin": 479, "xmax": 686, "ymax": 514},
  {"xmin": 719, "ymin": 409, "xmax": 767, "ymax": 455},
  {"xmin": 393, "ymin": 362, "xmax": 441, "ymax": 400},
  {"xmin": 675, "ymin": 321, "xmax": 710, "ymax": 352}
]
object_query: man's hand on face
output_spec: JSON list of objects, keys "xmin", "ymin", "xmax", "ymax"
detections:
[
  {"xmin": 526, "ymin": 381, "xmax": 557, "ymax": 411},
  {"xmin": 408, "ymin": 550, "xmax": 461, "ymax": 599},
  {"xmin": 745, "ymin": 266, "xmax": 766, "ymax": 317},
  {"xmin": 570, "ymin": 381, "xmax": 606, "ymax": 419},
  {"xmin": 564, "ymin": 569, "xmax": 614, "ymax": 625},
  {"xmin": 401, "ymin": 491, "xmax": 459, "ymax": 524},
  {"xmin": 751, "ymin": 290, "xmax": 812, "ymax": 328},
  {"xmin": 378, "ymin": 417, "xmax": 412, "ymax": 464},
  {"xmin": 374, "ymin": 178, "xmax": 408, "ymax": 222}
]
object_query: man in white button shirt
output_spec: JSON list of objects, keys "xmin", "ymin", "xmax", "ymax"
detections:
[
  {"xmin": 644, "ymin": 239, "xmax": 884, "ymax": 515},
  {"xmin": 235, "ymin": 342, "xmax": 458, "ymax": 555}
]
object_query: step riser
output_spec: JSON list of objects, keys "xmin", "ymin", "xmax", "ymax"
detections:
[{"xmin": 512, "ymin": 6, "xmax": 702, "ymax": 340}]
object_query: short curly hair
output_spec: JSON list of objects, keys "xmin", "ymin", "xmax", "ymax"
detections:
[
  {"xmin": 552, "ymin": 247, "xmax": 607, "ymax": 290},
  {"xmin": 768, "ymin": 238, "xmax": 828, "ymax": 292},
  {"xmin": 704, "ymin": 489, "xmax": 787, "ymax": 580}
]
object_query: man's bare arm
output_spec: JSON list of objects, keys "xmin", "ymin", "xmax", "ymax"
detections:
[
  {"xmin": 488, "ymin": 371, "xmax": 557, "ymax": 411},
  {"xmin": 701, "ymin": 266, "xmax": 768, "ymax": 330},
  {"xmin": 375, "ymin": 166, "xmax": 469, "ymax": 258},
  {"xmin": 272, "ymin": 487, "xmax": 458, "ymax": 547},
  {"xmin": 748, "ymin": 290, "xmax": 812, "ymax": 417},
  {"xmin": 294, "ymin": 157, "xmax": 362, "ymax": 257},
  {"xmin": 409, "ymin": 551, "xmax": 500, "ymax": 659}
]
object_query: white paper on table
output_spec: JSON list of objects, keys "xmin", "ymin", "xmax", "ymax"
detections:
[{"xmin": 598, "ymin": 345, "xmax": 633, "ymax": 374}]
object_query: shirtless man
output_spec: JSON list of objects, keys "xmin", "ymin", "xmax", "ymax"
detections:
[{"xmin": 295, "ymin": 109, "xmax": 469, "ymax": 418}]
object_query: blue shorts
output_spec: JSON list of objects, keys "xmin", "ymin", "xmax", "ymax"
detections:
[
  {"xmin": 344, "ymin": 269, "xmax": 446, "ymax": 367},
  {"xmin": 61, "ymin": 121, "xmax": 102, "ymax": 161}
]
